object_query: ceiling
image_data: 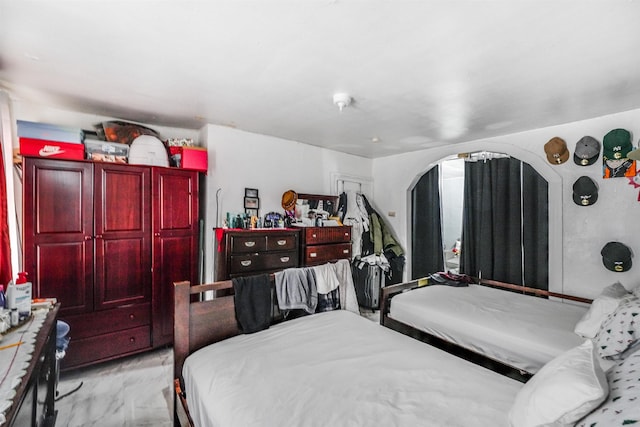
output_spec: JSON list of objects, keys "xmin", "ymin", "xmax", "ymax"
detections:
[{"xmin": 2, "ymin": 1, "xmax": 640, "ymax": 159}]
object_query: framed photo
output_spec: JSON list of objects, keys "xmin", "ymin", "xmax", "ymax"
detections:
[
  {"xmin": 245, "ymin": 188, "xmax": 259, "ymax": 198},
  {"xmin": 245, "ymin": 208, "xmax": 259, "ymax": 217},
  {"xmin": 244, "ymin": 196, "xmax": 260, "ymax": 209}
]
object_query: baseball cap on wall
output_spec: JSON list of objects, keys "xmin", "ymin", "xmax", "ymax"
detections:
[
  {"xmin": 544, "ymin": 137, "xmax": 569, "ymax": 165},
  {"xmin": 573, "ymin": 136, "xmax": 601, "ymax": 166},
  {"xmin": 572, "ymin": 176, "xmax": 598, "ymax": 206},
  {"xmin": 601, "ymin": 241, "xmax": 633, "ymax": 272},
  {"xmin": 603, "ymin": 129, "xmax": 632, "ymax": 160}
]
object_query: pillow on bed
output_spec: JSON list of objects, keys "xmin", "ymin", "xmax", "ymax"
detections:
[
  {"xmin": 595, "ymin": 297, "xmax": 640, "ymax": 359},
  {"xmin": 575, "ymin": 348, "xmax": 640, "ymax": 427},
  {"xmin": 574, "ymin": 282, "xmax": 631, "ymax": 339},
  {"xmin": 508, "ymin": 340, "xmax": 608, "ymax": 427}
]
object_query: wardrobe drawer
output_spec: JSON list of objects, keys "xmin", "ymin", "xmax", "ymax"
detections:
[
  {"xmin": 62, "ymin": 325, "xmax": 151, "ymax": 369},
  {"xmin": 303, "ymin": 226, "xmax": 351, "ymax": 245},
  {"xmin": 230, "ymin": 235, "xmax": 267, "ymax": 253},
  {"xmin": 63, "ymin": 303, "xmax": 151, "ymax": 339},
  {"xmin": 304, "ymin": 243, "xmax": 351, "ymax": 266},
  {"xmin": 230, "ymin": 250, "xmax": 298, "ymax": 274},
  {"xmin": 266, "ymin": 233, "xmax": 298, "ymax": 251}
]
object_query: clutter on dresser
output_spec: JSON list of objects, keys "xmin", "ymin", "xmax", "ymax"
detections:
[{"xmin": 288, "ymin": 192, "xmax": 342, "ymax": 227}]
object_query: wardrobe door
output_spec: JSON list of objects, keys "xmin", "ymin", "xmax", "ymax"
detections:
[
  {"xmin": 23, "ymin": 158, "xmax": 94, "ymax": 317},
  {"xmin": 93, "ymin": 164, "xmax": 152, "ymax": 310},
  {"xmin": 151, "ymin": 168, "xmax": 199, "ymax": 347}
]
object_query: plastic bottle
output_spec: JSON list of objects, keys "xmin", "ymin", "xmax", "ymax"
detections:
[
  {"xmin": 16, "ymin": 272, "xmax": 28, "ymax": 284},
  {"xmin": 0, "ymin": 284, "xmax": 5, "ymax": 310}
]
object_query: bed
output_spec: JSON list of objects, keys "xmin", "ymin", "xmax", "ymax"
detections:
[
  {"xmin": 173, "ymin": 278, "xmax": 640, "ymax": 427},
  {"xmin": 380, "ymin": 277, "xmax": 592, "ymax": 378}
]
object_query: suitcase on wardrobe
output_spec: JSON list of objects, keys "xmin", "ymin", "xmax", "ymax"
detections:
[{"xmin": 351, "ymin": 261, "xmax": 384, "ymax": 310}]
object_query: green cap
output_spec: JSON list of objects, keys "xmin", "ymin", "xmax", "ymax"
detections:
[{"xmin": 603, "ymin": 129, "xmax": 632, "ymax": 160}]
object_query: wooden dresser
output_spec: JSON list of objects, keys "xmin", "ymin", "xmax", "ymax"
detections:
[
  {"xmin": 300, "ymin": 225, "xmax": 352, "ymax": 266},
  {"xmin": 214, "ymin": 228, "xmax": 300, "ymax": 280}
]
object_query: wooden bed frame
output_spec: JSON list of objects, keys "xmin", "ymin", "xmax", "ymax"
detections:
[
  {"xmin": 173, "ymin": 278, "xmax": 286, "ymax": 427},
  {"xmin": 173, "ymin": 280, "xmax": 243, "ymax": 427},
  {"xmin": 380, "ymin": 277, "xmax": 593, "ymax": 382}
]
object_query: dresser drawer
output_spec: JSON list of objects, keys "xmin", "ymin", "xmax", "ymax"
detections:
[
  {"xmin": 63, "ymin": 303, "xmax": 151, "ymax": 339},
  {"xmin": 303, "ymin": 226, "xmax": 351, "ymax": 245},
  {"xmin": 304, "ymin": 243, "xmax": 351, "ymax": 266},
  {"xmin": 266, "ymin": 233, "xmax": 298, "ymax": 251},
  {"xmin": 62, "ymin": 325, "xmax": 151, "ymax": 369},
  {"xmin": 230, "ymin": 250, "xmax": 298, "ymax": 274},
  {"xmin": 230, "ymin": 234, "xmax": 267, "ymax": 253}
]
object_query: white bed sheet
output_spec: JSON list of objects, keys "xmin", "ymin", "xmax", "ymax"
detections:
[
  {"xmin": 183, "ymin": 310, "xmax": 521, "ymax": 427},
  {"xmin": 389, "ymin": 284, "xmax": 589, "ymax": 373}
]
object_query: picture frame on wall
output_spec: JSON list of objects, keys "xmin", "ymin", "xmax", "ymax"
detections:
[
  {"xmin": 245, "ymin": 208, "xmax": 258, "ymax": 217},
  {"xmin": 244, "ymin": 196, "xmax": 260, "ymax": 209},
  {"xmin": 245, "ymin": 188, "xmax": 259, "ymax": 198}
]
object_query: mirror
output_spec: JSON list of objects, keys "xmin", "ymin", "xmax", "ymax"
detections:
[{"xmin": 292, "ymin": 193, "xmax": 340, "ymax": 226}]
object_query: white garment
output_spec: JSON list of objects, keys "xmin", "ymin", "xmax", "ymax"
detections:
[
  {"xmin": 343, "ymin": 191, "xmax": 368, "ymax": 259},
  {"xmin": 333, "ymin": 259, "xmax": 359, "ymax": 314},
  {"xmin": 312, "ymin": 263, "xmax": 340, "ymax": 294}
]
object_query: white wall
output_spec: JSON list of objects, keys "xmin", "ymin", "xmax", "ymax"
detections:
[
  {"xmin": 373, "ymin": 108, "xmax": 640, "ymax": 298},
  {"xmin": 6, "ymin": 101, "xmax": 374, "ymax": 286},
  {"xmin": 200, "ymin": 124, "xmax": 372, "ymax": 282},
  {"xmin": 10, "ymin": 98, "xmax": 640, "ymax": 298}
]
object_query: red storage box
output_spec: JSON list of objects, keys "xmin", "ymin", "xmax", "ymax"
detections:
[
  {"xmin": 169, "ymin": 146, "xmax": 208, "ymax": 172},
  {"xmin": 20, "ymin": 137, "xmax": 85, "ymax": 160}
]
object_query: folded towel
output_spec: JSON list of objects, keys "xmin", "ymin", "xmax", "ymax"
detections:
[
  {"xmin": 312, "ymin": 263, "xmax": 340, "ymax": 294},
  {"xmin": 232, "ymin": 274, "xmax": 272, "ymax": 334}
]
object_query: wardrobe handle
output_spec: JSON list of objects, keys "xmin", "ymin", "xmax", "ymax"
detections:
[
  {"xmin": 310, "ymin": 253, "xmax": 317, "ymax": 258},
  {"xmin": 84, "ymin": 235, "xmax": 92, "ymax": 241},
  {"xmin": 276, "ymin": 240, "xmax": 287, "ymax": 246},
  {"xmin": 280, "ymin": 256, "xmax": 290, "ymax": 263},
  {"xmin": 243, "ymin": 241, "xmax": 256, "ymax": 248},
  {"xmin": 240, "ymin": 260, "xmax": 252, "ymax": 267}
]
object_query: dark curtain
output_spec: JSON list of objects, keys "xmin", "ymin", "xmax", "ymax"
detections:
[
  {"xmin": 460, "ymin": 157, "xmax": 524, "ymax": 285},
  {"xmin": 522, "ymin": 162, "xmax": 548, "ymax": 289},
  {"xmin": 411, "ymin": 166, "xmax": 444, "ymax": 279}
]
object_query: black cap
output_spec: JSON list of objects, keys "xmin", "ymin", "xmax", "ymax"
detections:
[
  {"xmin": 601, "ymin": 242, "xmax": 632, "ymax": 272},
  {"xmin": 572, "ymin": 176, "xmax": 598, "ymax": 206}
]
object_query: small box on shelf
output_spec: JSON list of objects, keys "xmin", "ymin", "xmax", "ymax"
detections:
[{"xmin": 169, "ymin": 146, "xmax": 208, "ymax": 173}]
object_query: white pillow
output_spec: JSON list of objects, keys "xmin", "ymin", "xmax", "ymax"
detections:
[
  {"xmin": 508, "ymin": 340, "xmax": 608, "ymax": 427},
  {"xmin": 574, "ymin": 282, "xmax": 630, "ymax": 338}
]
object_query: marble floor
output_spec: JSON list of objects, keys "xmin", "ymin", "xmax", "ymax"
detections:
[
  {"xmin": 54, "ymin": 309, "xmax": 379, "ymax": 426},
  {"xmin": 55, "ymin": 347, "xmax": 174, "ymax": 427}
]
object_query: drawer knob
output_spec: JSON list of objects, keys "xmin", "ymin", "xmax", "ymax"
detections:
[
  {"xmin": 280, "ymin": 256, "xmax": 290, "ymax": 263},
  {"xmin": 129, "ymin": 337, "xmax": 136, "ymax": 343},
  {"xmin": 345, "ymin": 233, "xmax": 350, "ymax": 237},
  {"xmin": 343, "ymin": 249, "xmax": 349, "ymax": 254},
  {"xmin": 240, "ymin": 260, "xmax": 252, "ymax": 267},
  {"xmin": 244, "ymin": 241, "xmax": 256, "ymax": 247},
  {"xmin": 277, "ymin": 240, "xmax": 287, "ymax": 246},
  {"xmin": 310, "ymin": 253, "xmax": 317, "ymax": 258},
  {"xmin": 129, "ymin": 314, "xmax": 135, "ymax": 320},
  {"xmin": 312, "ymin": 234, "xmax": 317, "ymax": 238}
]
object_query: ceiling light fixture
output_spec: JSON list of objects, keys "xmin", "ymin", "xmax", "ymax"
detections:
[{"xmin": 333, "ymin": 93, "xmax": 352, "ymax": 112}]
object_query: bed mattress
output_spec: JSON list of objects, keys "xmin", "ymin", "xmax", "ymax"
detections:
[
  {"xmin": 389, "ymin": 284, "xmax": 589, "ymax": 373},
  {"xmin": 183, "ymin": 310, "xmax": 520, "ymax": 427}
]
